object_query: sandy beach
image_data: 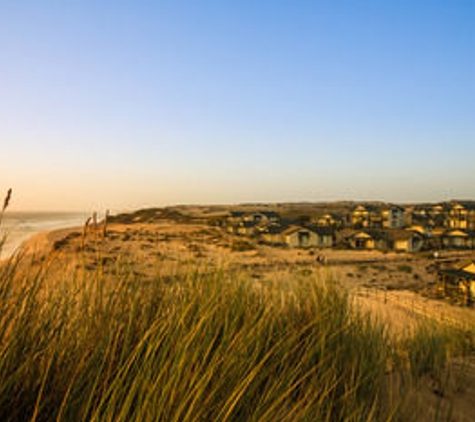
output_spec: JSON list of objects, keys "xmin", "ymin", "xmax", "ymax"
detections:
[{"xmin": 0, "ymin": 212, "xmax": 86, "ymax": 259}]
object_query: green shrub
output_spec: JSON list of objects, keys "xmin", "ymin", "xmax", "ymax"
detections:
[
  {"xmin": 397, "ymin": 264, "xmax": 413, "ymax": 273},
  {"xmin": 230, "ymin": 240, "xmax": 256, "ymax": 252}
]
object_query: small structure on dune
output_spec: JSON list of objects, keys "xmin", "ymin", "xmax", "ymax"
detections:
[
  {"xmin": 346, "ymin": 229, "xmax": 425, "ymax": 252},
  {"xmin": 282, "ymin": 226, "xmax": 319, "ymax": 248},
  {"xmin": 437, "ymin": 261, "xmax": 475, "ymax": 306},
  {"xmin": 280, "ymin": 226, "xmax": 334, "ymax": 249},
  {"xmin": 258, "ymin": 223, "xmax": 287, "ymax": 245},
  {"xmin": 387, "ymin": 229, "xmax": 425, "ymax": 253},
  {"xmin": 347, "ymin": 230, "xmax": 386, "ymax": 250},
  {"xmin": 441, "ymin": 229, "xmax": 475, "ymax": 250}
]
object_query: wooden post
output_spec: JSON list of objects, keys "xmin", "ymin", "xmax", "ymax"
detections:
[
  {"xmin": 102, "ymin": 210, "xmax": 110, "ymax": 239},
  {"xmin": 93, "ymin": 212, "xmax": 98, "ymax": 231},
  {"xmin": 463, "ymin": 279, "xmax": 472, "ymax": 307},
  {"xmin": 82, "ymin": 217, "xmax": 92, "ymax": 250}
]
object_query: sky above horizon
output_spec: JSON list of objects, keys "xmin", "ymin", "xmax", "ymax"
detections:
[{"xmin": 1, "ymin": 1, "xmax": 474, "ymax": 212}]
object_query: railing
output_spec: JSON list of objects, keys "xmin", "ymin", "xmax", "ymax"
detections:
[{"xmin": 354, "ymin": 287, "xmax": 475, "ymax": 331}]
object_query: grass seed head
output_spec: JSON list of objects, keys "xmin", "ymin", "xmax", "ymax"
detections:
[{"xmin": 2, "ymin": 188, "xmax": 12, "ymax": 212}]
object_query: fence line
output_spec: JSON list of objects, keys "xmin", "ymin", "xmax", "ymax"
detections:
[{"xmin": 355, "ymin": 287, "xmax": 475, "ymax": 331}]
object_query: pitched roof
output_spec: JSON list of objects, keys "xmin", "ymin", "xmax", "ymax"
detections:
[
  {"xmin": 259, "ymin": 211, "xmax": 281, "ymax": 219},
  {"xmin": 450, "ymin": 201, "xmax": 475, "ymax": 211},
  {"xmin": 352, "ymin": 229, "xmax": 423, "ymax": 242},
  {"xmin": 262, "ymin": 224, "xmax": 287, "ymax": 234},
  {"xmin": 380, "ymin": 204, "xmax": 405, "ymax": 212},
  {"xmin": 239, "ymin": 221, "xmax": 256, "ymax": 229},
  {"xmin": 438, "ymin": 268, "xmax": 475, "ymax": 281},
  {"xmin": 386, "ymin": 229, "xmax": 424, "ymax": 241},
  {"xmin": 358, "ymin": 230, "xmax": 387, "ymax": 240},
  {"xmin": 306, "ymin": 225, "xmax": 334, "ymax": 236},
  {"xmin": 443, "ymin": 229, "xmax": 472, "ymax": 238},
  {"xmin": 352, "ymin": 205, "xmax": 380, "ymax": 213},
  {"xmin": 282, "ymin": 226, "xmax": 314, "ymax": 236},
  {"xmin": 229, "ymin": 211, "xmax": 245, "ymax": 217}
]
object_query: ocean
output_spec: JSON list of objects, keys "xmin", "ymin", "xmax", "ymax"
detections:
[{"xmin": 0, "ymin": 211, "xmax": 87, "ymax": 259}]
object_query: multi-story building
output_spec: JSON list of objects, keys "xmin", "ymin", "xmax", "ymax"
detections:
[
  {"xmin": 446, "ymin": 201, "xmax": 475, "ymax": 230},
  {"xmin": 350, "ymin": 204, "xmax": 405, "ymax": 229},
  {"xmin": 381, "ymin": 205, "xmax": 405, "ymax": 229}
]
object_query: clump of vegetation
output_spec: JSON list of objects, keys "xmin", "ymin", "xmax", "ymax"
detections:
[
  {"xmin": 230, "ymin": 239, "xmax": 256, "ymax": 252},
  {"xmin": 0, "ymin": 249, "xmax": 397, "ymax": 422},
  {"xmin": 406, "ymin": 322, "xmax": 474, "ymax": 380},
  {"xmin": 299, "ymin": 268, "xmax": 312, "ymax": 276},
  {"xmin": 397, "ymin": 264, "xmax": 413, "ymax": 273},
  {"xmin": 357, "ymin": 264, "xmax": 368, "ymax": 273},
  {"xmin": 399, "ymin": 320, "xmax": 475, "ymax": 413}
]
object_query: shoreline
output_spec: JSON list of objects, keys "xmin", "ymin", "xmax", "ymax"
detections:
[{"xmin": 0, "ymin": 213, "xmax": 86, "ymax": 261}]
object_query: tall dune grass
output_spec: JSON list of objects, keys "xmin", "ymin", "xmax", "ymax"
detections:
[
  {"xmin": 0, "ymin": 251, "xmax": 395, "ymax": 422},
  {"xmin": 0, "ymin": 188, "xmax": 12, "ymax": 253},
  {"xmin": 0, "ymin": 248, "xmax": 472, "ymax": 421}
]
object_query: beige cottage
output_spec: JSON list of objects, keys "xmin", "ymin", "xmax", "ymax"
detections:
[
  {"xmin": 258, "ymin": 224, "xmax": 286, "ymax": 245},
  {"xmin": 438, "ymin": 261, "xmax": 475, "ymax": 306},
  {"xmin": 348, "ymin": 231, "xmax": 380, "ymax": 250},
  {"xmin": 442, "ymin": 230, "xmax": 475, "ymax": 249},
  {"xmin": 282, "ymin": 226, "xmax": 319, "ymax": 248},
  {"xmin": 313, "ymin": 227, "xmax": 335, "ymax": 248},
  {"xmin": 348, "ymin": 229, "xmax": 424, "ymax": 252},
  {"xmin": 388, "ymin": 230, "xmax": 425, "ymax": 252}
]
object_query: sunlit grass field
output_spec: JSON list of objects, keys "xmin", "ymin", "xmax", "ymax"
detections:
[
  {"xmin": 0, "ymin": 192, "xmax": 474, "ymax": 422},
  {"xmin": 0, "ymin": 247, "xmax": 473, "ymax": 422}
]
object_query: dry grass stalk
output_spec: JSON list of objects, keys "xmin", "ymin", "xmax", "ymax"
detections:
[
  {"xmin": 102, "ymin": 210, "xmax": 110, "ymax": 239},
  {"xmin": 92, "ymin": 212, "xmax": 98, "ymax": 232},
  {"xmin": 0, "ymin": 188, "xmax": 12, "ymax": 227},
  {"xmin": 2, "ymin": 188, "xmax": 12, "ymax": 213},
  {"xmin": 81, "ymin": 217, "xmax": 92, "ymax": 250}
]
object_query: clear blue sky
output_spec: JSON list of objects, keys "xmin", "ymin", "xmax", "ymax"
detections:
[{"xmin": 1, "ymin": 1, "xmax": 474, "ymax": 211}]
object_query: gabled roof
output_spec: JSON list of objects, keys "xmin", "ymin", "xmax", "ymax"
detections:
[
  {"xmin": 352, "ymin": 230, "xmax": 386, "ymax": 240},
  {"xmin": 265, "ymin": 226, "xmax": 285, "ymax": 235},
  {"xmin": 362, "ymin": 229, "xmax": 388, "ymax": 240},
  {"xmin": 351, "ymin": 229, "xmax": 422, "ymax": 242},
  {"xmin": 239, "ymin": 221, "xmax": 256, "ymax": 229},
  {"xmin": 282, "ymin": 225, "xmax": 314, "ymax": 236},
  {"xmin": 443, "ymin": 229, "xmax": 475, "ymax": 238},
  {"xmin": 229, "ymin": 211, "xmax": 246, "ymax": 218},
  {"xmin": 386, "ymin": 229, "xmax": 424, "ymax": 241},
  {"xmin": 352, "ymin": 205, "xmax": 380, "ymax": 213},
  {"xmin": 306, "ymin": 225, "xmax": 334, "ymax": 236},
  {"xmin": 411, "ymin": 214, "xmax": 430, "ymax": 223},
  {"xmin": 439, "ymin": 269, "xmax": 475, "ymax": 281},
  {"xmin": 353, "ymin": 231, "xmax": 374, "ymax": 239},
  {"xmin": 316, "ymin": 212, "xmax": 340, "ymax": 219},
  {"xmin": 259, "ymin": 211, "xmax": 281, "ymax": 219},
  {"xmin": 261, "ymin": 223, "xmax": 287, "ymax": 234},
  {"xmin": 380, "ymin": 204, "xmax": 405, "ymax": 212},
  {"xmin": 460, "ymin": 262, "xmax": 475, "ymax": 274},
  {"xmin": 450, "ymin": 201, "xmax": 475, "ymax": 211},
  {"xmin": 439, "ymin": 261, "xmax": 475, "ymax": 280}
]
